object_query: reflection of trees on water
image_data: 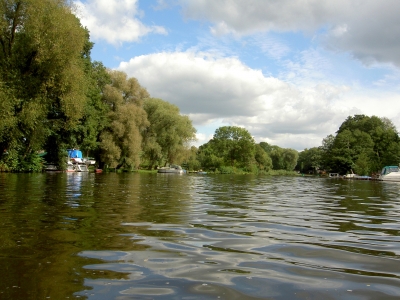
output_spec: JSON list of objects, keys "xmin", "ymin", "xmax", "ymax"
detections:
[
  {"xmin": 2, "ymin": 174, "xmax": 400, "ymax": 299},
  {"xmin": 195, "ymin": 175, "xmax": 288, "ymax": 221},
  {"xmin": 0, "ymin": 173, "xmax": 94, "ymax": 299},
  {"xmin": 89, "ymin": 173, "xmax": 191, "ymax": 224},
  {"xmin": 137, "ymin": 174, "xmax": 192, "ymax": 226},
  {"xmin": 0, "ymin": 173, "xmax": 174, "ymax": 298},
  {"xmin": 324, "ymin": 179, "xmax": 397, "ymax": 211},
  {"xmin": 320, "ymin": 180, "xmax": 400, "ymax": 234}
]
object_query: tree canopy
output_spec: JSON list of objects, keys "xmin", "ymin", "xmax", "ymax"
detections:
[
  {"xmin": 0, "ymin": 0, "xmax": 89, "ymax": 171},
  {"xmin": 298, "ymin": 115, "xmax": 400, "ymax": 175},
  {"xmin": 142, "ymin": 98, "xmax": 197, "ymax": 169}
]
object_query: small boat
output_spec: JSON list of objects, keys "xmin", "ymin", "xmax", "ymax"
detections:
[
  {"xmin": 379, "ymin": 166, "xmax": 400, "ymax": 181},
  {"xmin": 67, "ymin": 149, "xmax": 95, "ymax": 172},
  {"xmin": 157, "ymin": 164, "xmax": 185, "ymax": 174},
  {"xmin": 66, "ymin": 161, "xmax": 89, "ymax": 172}
]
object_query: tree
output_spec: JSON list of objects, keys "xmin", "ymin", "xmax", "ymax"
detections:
[
  {"xmin": 254, "ymin": 144, "xmax": 272, "ymax": 171},
  {"xmin": 183, "ymin": 146, "xmax": 201, "ymax": 171},
  {"xmin": 73, "ymin": 61, "xmax": 111, "ymax": 158},
  {"xmin": 269, "ymin": 146, "xmax": 284, "ymax": 170},
  {"xmin": 99, "ymin": 71, "xmax": 149, "ymax": 169},
  {"xmin": 142, "ymin": 98, "xmax": 196, "ymax": 169},
  {"xmin": 326, "ymin": 115, "xmax": 400, "ymax": 174},
  {"xmin": 353, "ymin": 152, "xmax": 371, "ymax": 176},
  {"xmin": 0, "ymin": 0, "xmax": 90, "ymax": 170},
  {"xmin": 211, "ymin": 126, "xmax": 256, "ymax": 167},
  {"xmin": 259, "ymin": 141, "xmax": 273, "ymax": 153},
  {"xmin": 197, "ymin": 141, "xmax": 224, "ymax": 171},
  {"xmin": 282, "ymin": 149, "xmax": 299, "ymax": 171},
  {"xmin": 269, "ymin": 145, "xmax": 298, "ymax": 171},
  {"xmin": 297, "ymin": 147, "xmax": 323, "ymax": 174}
]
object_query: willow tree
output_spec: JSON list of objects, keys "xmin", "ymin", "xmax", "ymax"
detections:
[
  {"xmin": 0, "ymin": 0, "xmax": 89, "ymax": 170},
  {"xmin": 142, "ymin": 98, "xmax": 197, "ymax": 169},
  {"xmin": 99, "ymin": 71, "xmax": 149, "ymax": 169}
]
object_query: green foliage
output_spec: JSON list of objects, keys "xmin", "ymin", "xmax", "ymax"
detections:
[
  {"xmin": 210, "ymin": 126, "xmax": 255, "ymax": 167},
  {"xmin": 99, "ymin": 70, "xmax": 149, "ymax": 169},
  {"xmin": 254, "ymin": 144, "xmax": 272, "ymax": 171},
  {"xmin": 16, "ymin": 153, "xmax": 44, "ymax": 172},
  {"xmin": 0, "ymin": 149, "xmax": 43, "ymax": 172},
  {"xmin": 297, "ymin": 147, "xmax": 323, "ymax": 174},
  {"xmin": 0, "ymin": 1, "xmax": 201, "ymax": 173},
  {"xmin": 217, "ymin": 166, "xmax": 236, "ymax": 174},
  {"xmin": 282, "ymin": 148, "xmax": 299, "ymax": 171},
  {"xmin": 182, "ymin": 146, "xmax": 201, "ymax": 171},
  {"xmin": 353, "ymin": 152, "xmax": 371, "ymax": 176},
  {"xmin": 197, "ymin": 141, "xmax": 224, "ymax": 171},
  {"xmin": 142, "ymin": 98, "xmax": 196, "ymax": 169},
  {"xmin": 318, "ymin": 114, "xmax": 400, "ymax": 175},
  {"xmin": 197, "ymin": 127, "xmax": 299, "ymax": 174},
  {"xmin": 0, "ymin": 0, "xmax": 90, "ymax": 171},
  {"xmin": 259, "ymin": 142, "xmax": 273, "ymax": 153},
  {"xmin": 0, "ymin": 149, "xmax": 19, "ymax": 172},
  {"xmin": 243, "ymin": 163, "xmax": 259, "ymax": 174},
  {"xmin": 269, "ymin": 146, "xmax": 299, "ymax": 171},
  {"xmin": 74, "ymin": 61, "xmax": 111, "ymax": 156}
]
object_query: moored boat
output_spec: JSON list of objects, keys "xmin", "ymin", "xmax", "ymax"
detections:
[
  {"xmin": 157, "ymin": 164, "xmax": 185, "ymax": 174},
  {"xmin": 379, "ymin": 166, "xmax": 400, "ymax": 181},
  {"xmin": 67, "ymin": 149, "xmax": 95, "ymax": 172}
]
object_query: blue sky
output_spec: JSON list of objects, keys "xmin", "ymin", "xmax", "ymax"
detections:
[{"xmin": 74, "ymin": 0, "xmax": 400, "ymax": 150}]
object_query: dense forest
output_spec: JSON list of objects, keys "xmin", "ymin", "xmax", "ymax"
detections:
[{"xmin": 0, "ymin": 0, "xmax": 399, "ymax": 175}]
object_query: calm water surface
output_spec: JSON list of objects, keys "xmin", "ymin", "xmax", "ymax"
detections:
[{"xmin": 0, "ymin": 173, "xmax": 400, "ymax": 299}]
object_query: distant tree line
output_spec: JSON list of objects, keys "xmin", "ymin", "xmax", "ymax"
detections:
[
  {"xmin": 183, "ymin": 126, "xmax": 299, "ymax": 174},
  {"xmin": 297, "ymin": 115, "xmax": 400, "ymax": 175},
  {"xmin": 187, "ymin": 115, "xmax": 400, "ymax": 175},
  {"xmin": 0, "ymin": 0, "xmax": 196, "ymax": 172}
]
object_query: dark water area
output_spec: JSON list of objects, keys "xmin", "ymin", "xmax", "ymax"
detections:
[{"xmin": 0, "ymin": 173, "xmax": 400, "ymax": 299}]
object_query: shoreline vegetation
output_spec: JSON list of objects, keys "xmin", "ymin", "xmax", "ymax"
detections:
[
  {"xmin": 112, "ymin": 168, "xmax": 300, "ymax": 176},
  {"xmin": 1, "ymin": 1, "xmax": 399, "ymax": 176}
]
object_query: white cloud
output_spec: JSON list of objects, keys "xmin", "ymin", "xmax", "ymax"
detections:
[
  {"xmin": 116, "ymin": 51, "xmax": 386, "ymax": 150},
  {"xmin": 178, "ymin": 0, "xmax": 400, "ymax": 67},
  {"xmin": 74, "ymin": 0, "xmax": 167, "ymax": 45},
  {"xmin": 71, "ymin": 0, "xmax": 400, "ymax": 151},
  {"xmin": 179, "ymin": 0, "xmax": 348, "ymax": 34}
]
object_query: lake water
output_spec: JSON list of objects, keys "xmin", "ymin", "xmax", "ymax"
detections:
[{"xmin": 0, "ymin": 172, "xmax": 400, "ymax": 299}]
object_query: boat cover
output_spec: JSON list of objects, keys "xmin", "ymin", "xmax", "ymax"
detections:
[{"xmin": 67, "ymin": 149, "xmax": 83, "ymax": 158}]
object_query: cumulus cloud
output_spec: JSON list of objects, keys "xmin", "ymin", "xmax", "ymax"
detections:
[
  {"xmin": 178, "ymin": 0, "xmax": 400, "ymax": 67},
  {"xmin": 117, "ymin": 51, "xmax": 368, "ymax": 149},
  {"xmin": 74, "ymin": 0, "xmax": 167, "ymax": 45}
]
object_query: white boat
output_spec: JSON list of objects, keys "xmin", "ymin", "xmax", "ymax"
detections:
[
  {"xmin": 67, "ymin": 149, "xmax": 95, "ymax": 172},
  {"xmin": 66, "ymin": 161, "xmax": 89, "ymax": 172},
  {"xmin": 379, "ymin": 166, "xmax": 400, "ymax": 181},
  {"xmin": 157, "ymin": 165, "xmax": 185, "ymax": 174}
]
